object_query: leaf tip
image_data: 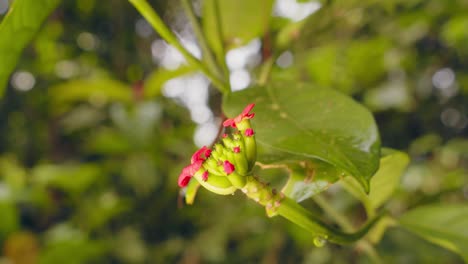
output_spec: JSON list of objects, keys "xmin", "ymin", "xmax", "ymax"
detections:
[{"xmin": 361, "ymin": 178, "xmax": 371, "ymax": 194}]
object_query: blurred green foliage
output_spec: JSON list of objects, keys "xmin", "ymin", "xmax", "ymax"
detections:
[{"xmin": 0, "ymin": 0, "xmax": 467, "ymax": 263}]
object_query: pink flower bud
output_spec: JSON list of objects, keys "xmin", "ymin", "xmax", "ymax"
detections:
[
  {"xmin": 245, "ymin": 128, "xmax": 254, "ymax": 137},
  {"xmin": 178, "ymin": 160, "xmax": 203, "ymax": 187},
  {"xmin": 202, "ymin": 171, "xmax": 209, "ymax": 181},
  {"xmin": 223, "ymin": 103, "xmax": 255, "ymax": 128},
  {"xmin": 223, "ymin": 161, "xmax": 235, "ymax": 175},
  {"xmin": 233, "ymin": 146, "xmax": 241, "ymax": 153},
  {"xmin": 191, "ymin": 146, "xmax": 212, "ymax": 163}
]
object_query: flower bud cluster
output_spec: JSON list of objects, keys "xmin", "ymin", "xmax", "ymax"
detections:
[{"xmin": 178, "ymin": 104, "xmax": 257, "ymax": 197}]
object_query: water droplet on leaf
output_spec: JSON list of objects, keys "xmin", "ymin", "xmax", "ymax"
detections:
[{"xmin": 313, "ymin": 235, "xmax": 327, "ymax": 247}]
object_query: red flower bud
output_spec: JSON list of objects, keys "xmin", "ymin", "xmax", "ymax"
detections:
[
  {"xmin": 233, "ymin": 146, "xmax": 241, "ymax": 153},
  {"xmin": 223, "ymin": 103, "xmax": 255, "ymax": 128},
  {"xmin": 191, "ymin": 146, "xmax": 212, "ymax": 163},
  {"xmin": 202, "ymin": 171, "xmax": 209, "ymax": 181},
  {"xmin": 178, "ymin": 160, "xmax": 203, "ymax": 187},
  {"xmin": 223, "ymin": 160, "xmax": 235, "ymax": 175},
  {"xmin": 245, "ymin": 128, "xmax": 254, "ymax": 137}
]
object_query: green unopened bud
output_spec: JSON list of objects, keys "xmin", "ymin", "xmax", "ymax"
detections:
[
  {"xmin": 204, "ymin": 158, "xmax": 223, "ymax": 176},
  {"xmin": 193, "ymin": 170, "xmax": 236, "ymax": 195},
  {"xmin": 185, "ymin": 179, "xmax": 201, "ymax": 205},
  {"xmin": 232, "ymin": 133, "xmax": 241, "ymax": 141},
  {"xmin": 227, "ymin": 171, "xmax": 246, "ymax": 188},
  {"xmin": 211, "ymin": 144, "xmax": 226, "ymax": 161},
  {"xmin": 243, "ymin": 128, "xmax": 257, "ymax": 169},
  {"xmin": 233, "ymin": 146, "xmax": 248, "ymax": 175},
  {"xmin": 236, "ymin": 119, "xmax": 252, "ymax": 131},
  {"xmin": 225, "ymin": 151, "xmax": 235, "ymax": 167},
  {"xmin": 222, "ymin": 136, "xmax": 235, "ymax": 149},
  {"xmin": 214, "ymin": 143, "xmax": 223, "ymax": 153}
]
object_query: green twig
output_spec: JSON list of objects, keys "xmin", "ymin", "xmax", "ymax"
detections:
[
  {"xmin": 242, "ymin": 176, "xmax": 383, "ymax": 245},
  {"xmin": 277, "ymin": 196, "xmax": 382, "ymax": 245},
  {"xmin": 128, "ymin": 0, "xmax": 228, "ymax": 93},
  {"xmin": 212, "ymin": 0, "xmax": 230, "ymax": 80},
  {"xmin": 180, "ymin": 0, "xmax": 223, "ymax": 81},
  {"xmin": 356, "ymin": 241, "xmax": 384, "ymax": 264},
  {"xmin": 257, "ymin": 56, "xmax": 274, "ymax": 86},
  {"xmin": 312, "ymin": 194, "xmax": 384, "ymax": 264},
  {"xmin": 312, "ymin": 195, "xmax": 354, "ymax": 231}
]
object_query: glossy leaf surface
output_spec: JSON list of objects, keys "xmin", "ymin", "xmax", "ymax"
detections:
[
  {"xmin": 399, "ymin": 204, "xmax": 468, "ymax": 262},
  {"xmin": 223, "ymin": 82, "xmax": 380, "ymax": 192}
]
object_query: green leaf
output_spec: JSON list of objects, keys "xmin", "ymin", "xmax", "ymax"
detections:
[
  {"xmin": 49, "ymin": 78, "xmax": 132, "ymax": 114},
  {"xmin": 0, "ymin": 201, "xmax": 19, "ymax": 240},
  {"xmin": 341, "ymin": 149, "xmax": 409, "ymax": 215},
  {"xmin": 122, "ymin": 154, "xmax": 160, "ymax": 196},
  {"xmin": 40, "ymin": 224, "xmax": 108, "ymax": 264},
  {"xmin": 0, "ymin": 155, "xmax": 27, "ymax": 192},
  {"xmin": 223, "ymin": 82, "xmax": 380, "ymax": 192},
  {"xmin": 441, "ymin": 16, "xmax": 468, "ymax": 55},
  {"xmin": 76, "ymin": 192, "xmax": 130, "ymax": 230},
  {"xmin": 32, "ymin": 164, "xmax": 102, "ymax": 195},
  {"xmin": 399, "ymin": 204, "xmax": 468, "ymax": 262},
  {"xmin": 300, "ymin": 38, "xmax": 391, "ymax": 94},
  {"xmin": 0, "ymin": 0, "xmax": 60, "ymax": 96},
  {"xmin": 202, "ymin": 0, "xmax": 273, "ymax": 53},
  {"xmin": 84, "ymin": 128, "xmax": 132, "ymax": 154}
]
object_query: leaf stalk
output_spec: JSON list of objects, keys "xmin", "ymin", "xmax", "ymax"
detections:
[{"xmin": 128, "ymin": 0, "xmax": 229, "ymax": 93}]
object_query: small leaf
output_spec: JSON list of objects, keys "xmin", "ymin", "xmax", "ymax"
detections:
[
  {"xmin": 0, "ymin": 0, "xmax": 60, "ymax": 96},
  {"xmin": 49, "ymin": 78, "xmax": 132, "ymax": 114},
  {"xmin": 122, "ymin": 154, "xmax": 160, "ymax": 196},
  {"xmin": 84, "ymin": 128, "xmax": 132, "ymax": 154},
  {"xmin": 441, "ymin": 16, "xmax": 468, "ymax": 55},
  {"xmin": 32, "ymin": 164, "xmax": 101, "ymax": 195},
  {"xmin": 341, "ymin": 149, "xmax": 409, "ymax": 215},
  {"xmin": 76, "ymin": 192, "xmax": 129, "ymax": 230},
  {"xmin": 399, "ymin": 203, "xmax": 468, "ymax": 262},
  {"xmin": 223, "ymin": 82, "xmax": 380, "ymax": 192},
  {"xmin": 40, "ymin": 224, "xmax": 108, "ymax": 264}
]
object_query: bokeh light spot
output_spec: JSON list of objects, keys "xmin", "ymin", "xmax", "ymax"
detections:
[
  {"xmin": 0, "ymin": 0, "xmax": 9, "ymax": 15},
  {"xmin": 276, "ymin": 51, "xmax": 294, "ymax": 68},
  {"xmin": 135, "ymin": 18, "xmax": 153, "ymax": 38},
  {"xmin": 194, "ymin": 119, "xmax": 220, "ymax": 147},
  {"xmin": 440, "ymin": 108, "xmax": 462, "ymax": 128},
  {"xmin": 55, "ymin": 60, "xmax": 80, "ymax": 79},
  {"xmin": 274, "ymin": 0, "xmax": 321, "ymax": 22},
  {"xmin": 230, "ymin": 69, "xmax": 250, "ymax": 91},
  {"xmin": 77, "ymin": 32, "xmax": 99, "ymax": 51},
  {"xmin": 11, "ymin": 71, "xmax": 36, "ymax": 92}
]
